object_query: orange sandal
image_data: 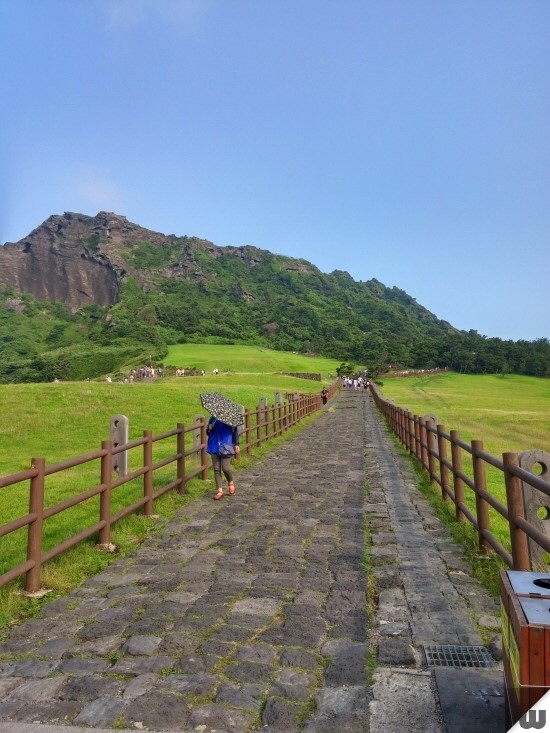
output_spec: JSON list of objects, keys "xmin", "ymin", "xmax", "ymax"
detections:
[
  {"xmin": 228, "ymin": 482, "xmax": 236, "ymax": 496},
  {"xmin": 213, "ymin": 489, "xmax": 224, "ymax": 500}
]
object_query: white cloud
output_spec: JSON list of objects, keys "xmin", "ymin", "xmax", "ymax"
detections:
[{"xmin": 99, "ymin": 0, "xmax": 210, "ymax": 33}]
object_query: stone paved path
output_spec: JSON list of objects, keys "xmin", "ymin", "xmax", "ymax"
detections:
[
  {"xmin": 0, "ymin": 390, "xmax": 506, "ymax": 733},
  {"xmin": 363, "ymin": 394, "xmax": 504, "ymax": 733},
  {"xmin": 0, "ymin": 391, "xmax": 370, "ymax": 732}
]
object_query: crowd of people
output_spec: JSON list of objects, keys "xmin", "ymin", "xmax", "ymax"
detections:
[
  {"xmin": 129, "ymin": 366, "xmax": 163, "ymax": 381},
  {"xmin": 105, "ymin": 366, "xmax": 164, "ymax": 383},
  {"xmin": 341, "ymin": 375, "xmax": 369, "ymax": 390},
  {"xmin": 53, "ymin": 365, "xmax": 216, "ymax": 383},
  {"xmin": 100, "ymin": 366, "xmax": 218, "ymax": 382}
]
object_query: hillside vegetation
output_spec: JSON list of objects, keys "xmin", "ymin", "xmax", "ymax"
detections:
[{"xmin": 0, "ymin": 211, "xmax": 549, "ymax": 382}]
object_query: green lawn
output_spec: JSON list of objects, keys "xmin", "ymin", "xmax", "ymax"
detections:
[
  {"xmin": 164, "ymin": 343, "xmax": 340, "ymax": 377},
  {"xmin": 378, "ymin": 372, "xmax": 550, "ymax": 456}
]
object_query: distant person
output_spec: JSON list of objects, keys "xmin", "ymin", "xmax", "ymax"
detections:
[
  {"xmin": 321, "ymin": 387, "xmax": 328, "ymax": 405},
  {"xmin": 206, "ymin": 416, "xmax": 240, "ymax": 500}
]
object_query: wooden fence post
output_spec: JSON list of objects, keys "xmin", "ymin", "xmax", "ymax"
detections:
[
  {"xmin": 177, "ymin": 423, "xmax": 185, "ymax": 494},
  {"xmin": 143, "ymin": 430, "xmax": 154, "ymax": 516},
  {"xmin": 274, "ymin": 392, "xmax": 282, "ymax": 437},
  {"xmin": 200, "ymin": 419, "xmax": 209, "ymax": 480},
  {"xmin": 397, "ymin": 406, "xmax": 402, "ymax": 441},
  {"xmin": 472, "ymin": 439, "xmax": 490, "ymax": 553},
  {"xmin": 397, "ymin": 408, "xmax": 404, "ymax": 445},
  {"xmin": 503, "ymin": 452, "xmax": 530, "ymax": 570},
  {"xmin": 408, "ymin": 412, "xmax": 416, "ymax": 456},
  {"xmin": 426, "ymin": 420, "xmax": 437, "ymax": 483},
  {"xmin": 400, "ymin": 409, "xmax": 407, "ymax": 450},
  {"xmin": 403, "ymin": 409, "xmax": 412, "ymax": 451},
  {"xmin": 419, "ymin": 418, "xmax": 428, "ymax": 471},
  {"xmin": 414, "ymin": 416, "xmax": 422, "ymax": 461},
  {"xmin": 269, "ymin": 401, "xmax": 274, "ymax": 440},
  {"xmin": 244, "ymin": 411, "xmax": 252, "ymax": 455},
  {"xmin": 256, "ymin": 405, "xmax": 263, "ymax": 448},
  {"xmin": 26, "ymin": 457, "xmax": 45, "ymax": 594},
  {"xmin": 98, "ymin": 440, "xmax": 112, "ymax": 546},
  {"xmin": 193, "ymin": 414, "xmax": 203, "ymax": 452},
  {"xmin": 437, "ymin": 425, "xmax": 450, "ymax": 502},
  {"xmin": 450, "ymin": 430, "xmax": 466, "ymax": 521}
]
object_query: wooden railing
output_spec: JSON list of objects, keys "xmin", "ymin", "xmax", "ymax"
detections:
[
  {"xmin": 370, "ymin": 383, "xmax": 550, "ymax": 571},
  {"xmin": 0, "ymin": 387, "xmax": 336, "ymax": 594}
]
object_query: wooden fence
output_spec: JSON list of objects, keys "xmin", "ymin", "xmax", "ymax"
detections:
[
  {"xmin": 370, "ymin": 383, "xmax": 550, "ymax": 572},
  {"xmin": 0, "ymin": 385, "xmax": 338, "ymax": 595}
]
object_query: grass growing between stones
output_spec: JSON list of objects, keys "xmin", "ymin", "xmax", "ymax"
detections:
[
  {"xmin": 388, "ymin": 430, "xmax": 507, "ymax": 598},
  {"xmin": 363, "ymin": 488, "xmax": 380, "ymax": 687},
  {"xmin": 112, "ymin": 714, "xmax": 127, "ymax": 730},
  {"xmin": 104, "ymin": 651, "xmax": 124, "ymax": 665},
  {"xmin": 295, "ymin": 695, "xmax": 318, "ymax": 728}
]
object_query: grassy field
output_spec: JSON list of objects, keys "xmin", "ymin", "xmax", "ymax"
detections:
[
  {"xmin": 164, "ymin": 343, "xmax": 340, "ymax": 377},
  {"xmin": 377, "ymin": 372, "xmax": 550, "ymax": 570},
  {"xmin": 0, "ymin": 345, "xmax": 340, "ymax": 627},
  {"xmin": 378, "ymin": 372, "xmax": 550, "ymax": 456}
]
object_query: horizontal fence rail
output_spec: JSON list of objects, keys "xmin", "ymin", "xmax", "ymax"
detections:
[
  {"xmin": 370, "ymin": 384, "xmax": 550, "ymax": 572},
  {"xmin": 0, "ymin": 384, "xmax": 338, "ymax": 594}
]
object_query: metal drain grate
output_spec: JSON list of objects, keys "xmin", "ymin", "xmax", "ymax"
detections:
[{"xmin": 424, "ymin": 644, "xmax": 495, "ymax": 668}]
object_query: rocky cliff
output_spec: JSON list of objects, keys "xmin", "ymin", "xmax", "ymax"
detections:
[
  {"xmin": 0, "ymin": 211, "xmax": 315, "ymax": 311},
  {"xmin": 0, "ymin": 213, "xmax": 126, "ymax": 310}
]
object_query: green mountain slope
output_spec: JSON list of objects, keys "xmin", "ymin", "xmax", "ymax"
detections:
[{"xmin": 0, "ymin": 212, "xmax": 548, "ymax": 381}]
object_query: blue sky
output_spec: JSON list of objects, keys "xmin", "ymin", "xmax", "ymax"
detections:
[{"xmin": 1, "ymin": 0, "xmax": 549, "ymax": 342}]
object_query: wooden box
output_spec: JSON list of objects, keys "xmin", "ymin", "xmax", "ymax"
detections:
[{"xmin": 500, "ymin": 570, "xmax": 550, "ymax": 725}]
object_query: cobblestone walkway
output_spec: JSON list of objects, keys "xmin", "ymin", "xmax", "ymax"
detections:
[
  {"xmin": 0, "ymin": 391, "xmax": 370, "ymax": 732},
  {"xmin": 363, "ymin": 396, "xmax": 504, "ymax": 733}
]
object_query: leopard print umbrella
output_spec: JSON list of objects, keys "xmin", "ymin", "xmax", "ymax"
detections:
[{"xmin": 200, "ymin": 392, "xmax": 244, "ymax": 427}]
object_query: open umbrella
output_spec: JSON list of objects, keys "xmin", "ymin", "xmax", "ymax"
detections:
[{"xmin": 200, "ymin": 392, "xmax": 244, "ymax": 427}]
